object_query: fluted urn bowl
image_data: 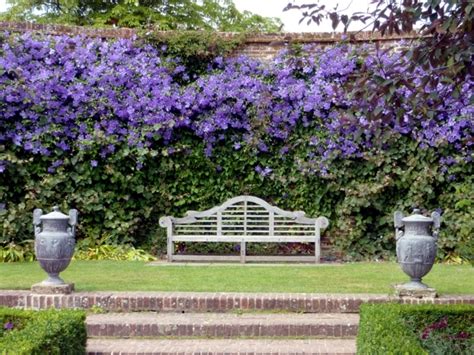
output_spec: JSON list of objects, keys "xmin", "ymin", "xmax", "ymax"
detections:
[{"xmin": 397, "ymin": 233, "xmax": 436, "ymax": 289}]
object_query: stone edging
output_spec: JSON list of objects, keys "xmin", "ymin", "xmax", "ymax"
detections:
[{"xmin": 1, "ymin": 291, "xmax": 472, "ymax": 313}]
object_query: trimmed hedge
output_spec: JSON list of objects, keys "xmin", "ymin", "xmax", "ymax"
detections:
[
  {"xmin": 357, "ymin": 303, "xmax": 474, "ymax": 354},
  {"xmin": 0, "ymin": 308, "xmax": 86, "ymax": 354}
]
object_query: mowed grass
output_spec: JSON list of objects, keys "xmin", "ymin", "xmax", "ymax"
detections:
[{"xmin": 0, "ymin": 261, "xmax": 472, "ymax": 294}]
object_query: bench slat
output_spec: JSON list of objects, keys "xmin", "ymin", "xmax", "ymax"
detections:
[{"xmin": 172, "ymin": 235, "xmax": 318, "ymax": 242}]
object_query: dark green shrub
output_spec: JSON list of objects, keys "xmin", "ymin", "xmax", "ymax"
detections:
[
  {"xmin": 0, "ymin": 308, "xmax": 86, "ymax": 354},
  {"xmin": 142, "ymin": 31, "xmax": 246, "ymax": 78},
  {"xmin": 357, "ymin": 303, "xmax": 474, "ymax": 355},
  {"xmin": 1, "ymin": 134, "xmax": 472, "ymax": 261}
]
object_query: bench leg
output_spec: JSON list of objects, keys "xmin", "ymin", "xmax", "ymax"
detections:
[
  {"xmin": 167, "ymin": 241, "xmax": 174, "ymax": 262},
  {"xmin": 315, "ymin": 239, "xmax": 320, "ymax": 264},
  {"xmin": 240, "ymin": 240, "xmax": 246, "ymax": 264},
  {"xmin": 167, "ymin": 229, "xmax": 174, "ymax": 262}
]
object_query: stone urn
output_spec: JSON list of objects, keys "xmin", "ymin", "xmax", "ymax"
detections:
[
  {"xmin": 33, "ymin": 206, "xmax": 78, "ymax": 292},
  {"xmin": 394, "ymin": 209, "xmax": 441, "ymax": 293}
]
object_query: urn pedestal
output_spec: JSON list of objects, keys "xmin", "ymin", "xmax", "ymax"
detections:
[
  {"xmin": 394, "ymin": 209, "xmax": 441, "ymax": 298},
  {"xmin": 32, "ymin": 206, "xmax": 78, "ymax": 294}
]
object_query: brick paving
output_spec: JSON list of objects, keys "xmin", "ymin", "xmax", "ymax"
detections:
[
  {"xmin": 87, "ymin": 312, "xmax": 359, "ymax": 338},
  {"xmin": 86, "ymin": 338, "xmax": 357, "ymax": 355},
  {"xmin": 1, "ymin": 291, "xmax": 472, "ymax": 312}
]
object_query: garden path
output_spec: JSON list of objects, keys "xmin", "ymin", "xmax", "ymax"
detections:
[{"xmin": 87, "ymin": 338, "xmax": 356, "ymax": 354}]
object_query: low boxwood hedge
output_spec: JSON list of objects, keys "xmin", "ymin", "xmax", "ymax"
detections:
[
  {"xmin": 357, "ymin": 303, "xmax": 474, "ymax": 355},
  {"xmin": 0, "ymin": 308, "xmax": 86, "ymax": 354}
]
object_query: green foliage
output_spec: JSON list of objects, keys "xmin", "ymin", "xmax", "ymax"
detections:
[
  {"xmin": 438, "ymin": 180, "xmax": 474, "ymax": 264},
  {"xmin": 88, "ymin": 305, "xmax": 105, "ymax": 314},
  {"xmin": 1, "ymin": 131, "xmax": 472, "ymax": 261},
  {"xmin": 0, "ymin": 237, "xmax": 155, "ymax": 263},
  {"xmin": 357, "ymin": 303, "xmax": 474, "ymax": 355},
  {"xmin": 74, "ymin": 236, "xmax": 156, "ymax": 261},
  {"xmin": 324, "ymin": 141, "xmax": 459, "ymax": 261},
  {"xmin": 1, "ymin": 0, "xmax": 283, "ymax": 31},
  {"xmin": 0, "ymin": 240, "xmax": 34, "ymax": 262},
  {"xmin": 143, "ymin": 30, "xmax": 246, "ymax": 76},
  {"xmin": 0, "ymin": 308, "xmax": 86, "ymax": 354},
  {"xmin": 0, "ymin": 310, "xmax": 28, "ymax": 339},
  {"xmin": 357, "ymin": 303, "xmax": 426, "ymax": 354},
  {"xmin": 406, "ymin": 308, "xmax": 474, "ymax": 355}
]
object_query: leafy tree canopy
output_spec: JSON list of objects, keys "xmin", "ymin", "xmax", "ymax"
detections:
[{"xmin": 0, "ymin": 0, "xmax": 283, "ymax": 31}]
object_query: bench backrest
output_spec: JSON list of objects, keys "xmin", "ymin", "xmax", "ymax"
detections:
[{"xmin": 159, "ymin": 195, "xmax": 329, "ymax": 240}]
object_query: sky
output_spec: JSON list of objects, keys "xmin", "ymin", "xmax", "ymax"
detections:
[
  {"xmin": 234, "ymin": 0, "xmax": 373, "ymax": 32},
  {"xmin": 0, "ymin": 0, "xmax": 373, "ymax": 32}
]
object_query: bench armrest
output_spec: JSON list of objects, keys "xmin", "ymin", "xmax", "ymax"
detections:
[
  {"xmin": 159, "ymin": 216, "xmax": 173, "ymax": 228},
  {"xmin": 316, "ymin": 216, "xmax": 329, "ymax": 229}
]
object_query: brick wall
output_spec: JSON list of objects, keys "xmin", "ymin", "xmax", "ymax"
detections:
[{"xmin": 0, "ymin": 21, "xmax": 419, "ymax": 61}]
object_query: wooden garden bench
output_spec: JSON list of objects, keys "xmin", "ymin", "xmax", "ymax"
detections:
[{"xmin": 159, "ymin": 195, "xmax": 329, "ymax": 263}]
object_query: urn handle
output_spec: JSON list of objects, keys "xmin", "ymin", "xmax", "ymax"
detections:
[
  {"xmin": 33, "ymin": 209, "xmax": 43, "ymax": 236},
  {"xmin": 431, "ymin": 211, "xmax": 441, "ymax": 240},
  {"xmin": 68, "ymin": 209, "xmax": 78, "ymax": 237},
  {"xmin": 394, "ymin": 211, "xmax": 404, "ymax": 240}
]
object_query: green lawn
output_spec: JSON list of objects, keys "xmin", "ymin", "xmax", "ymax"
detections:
[{"xmin": 0, "ymin": 261, "xmax": 472, "ymax": 294}]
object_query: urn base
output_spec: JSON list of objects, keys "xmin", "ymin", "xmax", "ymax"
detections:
[
  {"xmin": 401, "ymin": 279, "xmax": 430, "ymax": 290},
  {"xmin": 39, "ymin": 273, "xmax": 67, "ymax": 286},
  {"xmin": 31, "ymin": 282, "xmax": 74, "ymax": 295}
]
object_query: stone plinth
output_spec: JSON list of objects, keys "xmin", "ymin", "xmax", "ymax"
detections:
[
  {"xmin": 31, "ymin": 283, "xmax": 74, "ymax": 295},
  {"xmin": 394, "ymin": 284, "xmax": 437, "ymax": 298}
]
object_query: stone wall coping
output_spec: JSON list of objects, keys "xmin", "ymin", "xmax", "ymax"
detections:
[
  {"xmin": 1, "ymin": 290, "xmax": 472, "ymax": 298},
  {"xmin": 0, "ymin": 21, "xmax": 420, "ymax": 43},
  {"xmin": 1, "ymin": 290, "xmax": 472, "ymax": 313}
]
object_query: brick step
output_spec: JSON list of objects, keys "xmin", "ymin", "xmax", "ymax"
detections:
[
  {"xmin": 86, "ymin": 338, "xmax": 356, "ymax": 354},
  {"xmin": 87, "ymin": 312, "xmax": 359, "ymax": 338}
]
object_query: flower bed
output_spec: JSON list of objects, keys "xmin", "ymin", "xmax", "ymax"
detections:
[
  {"xmin": 357, "ymin": 303, "xmax": 474, "ymax": 354},
  {"xmin": 0, "ymin": 308, "xmax": 86, "ymax": 353}
]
